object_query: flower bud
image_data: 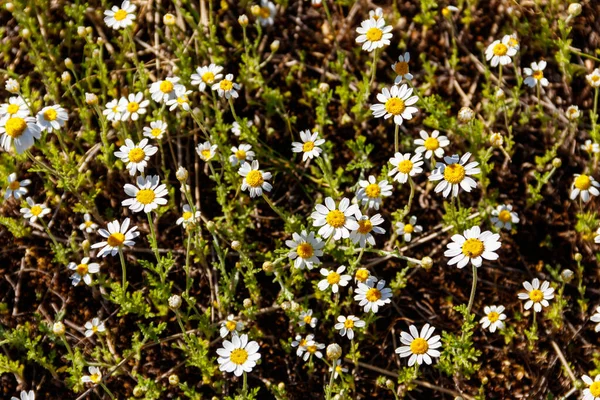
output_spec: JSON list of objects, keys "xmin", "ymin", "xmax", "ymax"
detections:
[
  {"xmin": 64, "ymin": 58, "xmax": 74, "ymax": 69},
  {"xmin": 5, "ymin": 78, "xmax": 19, "ymax": 94},
  {"xmin": 238, "ymin": 14, "xmax": 249, "ymax": 27},
  {"xmin": 92, "ymin": 49, "xmax": 100, "ymax": 58},
  {"xmin": 481, "ymin": 376, "xmax": 489, "ymax": 385},
  {"xmin": 262, "ymin": 261, "xmax": 273, "ymax": 273},
  {"xmin": 458, "ymin": 106, "xmax": 474, "ymax": 123},
  {"xmin": 77, "ymin": 26, "xmax": 87, "ymax": 37},
  {"xmin": 52, "ymin": 321, "xmax": 65, "ymax": 335},
  {"xmin": 82, "ymin": 239, "xmax": 91, "ymax": 252},
  {"xmin": 318, "ymin": 82, "xmax": 330, "ymax": 93},
  {"xmin": 281, "ymin": 301, "xmax": 291, "ymax": 310},
  {"xmin": 566, "ymin": 105, "xmax": 580, "ymax": 120},
  {"xmin": 312, "ymin": 0, "xmax": 322, "ymax": 8},
  {"xmin": 552, "ymin": 157, "xmax": 562, "ymax": 168},
  {"xmin": 243, "ymin": 298, "xmax": 252, "ymax": 308},
  {"xmin": 251, "ymin": 5, "xmax": 261, "ymax": 16},
  {"xmin": 277, "ymin": 382, "xmax": 285, "ymax": 390},
  {"xmin": 231, "ymin": 240, "xmax": 241, "ymax": 251},
  {"xmin": 385, "ymin": 379, "xmax": 395, "ymax": 390},
  {"xmin": 495, "ymin": 88, "xmax": 505, "ymax": 100},
  {"xmin": 61, "ymin": 71, "xmax": 71, "ymax": 83},
  {"xmin": 96, "ymin": 37, "xmax": 105, "ymax": 46},
  {"xmin": 85, "ymin": 93, "xmax": 98, "ymax": 105},
  {"xmin": 568, "ymin": 3, "xmax": 582, "ymax": 17},
  {"xmin": 420, "ymin": 256, "xmax": 433, "ymax": 270},
  {"xmin": 561, "ymin": 269, "xmax": 574, "ymax": 283},
  {"xmin": 6, "ymin": 3, "xmax": 14, "ymax": 12},
  {"xmin": 176, "ymin": 166, "xmax": 188, "ymax": 182},
  {"xmin": 270, "ymin": 40, "xmax": 280, "ymax": 52},
  {"xmin": 21, "ymin": 29, "xmax": 31, "ymax": 39},
  {"xmin": 326, "ymin": 343, "xmax": 342, "ymax": 360},
  {"xmin": 574, "ymin": 253, "xmax": 583, "ymax": 262},
  {"xmin": 133, "ymin": 386, "xmax": 144, "ymax": 397},
  {"xmin": 168, "ymin": 374, "xmax": 179, "ymax": 385},
  {"xmin": 163, "ymin": 13, "xmax": 176, "ymax": 26},
  {"xmin": 489, "ymin": 132, "xmax": 504, "ymax": 148},
  {"xmin": 206, "ymin": 221, "xmax": 215, "ymax": 231},
  {"xmin": 290, "ymin": 301, "xmax": 300, "ymax": 312},
  {"xmin": 168, "ymin": 294, "xmax": 182, "ymax": 310}
]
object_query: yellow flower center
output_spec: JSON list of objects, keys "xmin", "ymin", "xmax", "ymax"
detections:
[
  {"xmin": 5, "ymin": 117, "xmax": 27, "ymax": 138},
  {"xmin": 296, "ymin": 243, "xmax": 314, "ymax": 259},
  {"xmin": 303, "ymin": 315, "xmax": 313, "ymax": 324},
  {"xmin": 43, "ymin": 108, "xmax": 57, "ymax": 121},
  {"xmin": 364, "ymin": 183, "xmax": 381, "ymax": 198},
  {"xmin": 498, "ymin": 210, "xmax": 512, "ymax": 223},
  {"xmin": 403, "ymin": 224, "xmax": 414, "ymax": 234},
  {"xmin": 302, "ymin": 141, "xmax": 315, "ymax": 152},
  {"xmin": 299, "ymin": 339, "xmax": 307, "ymax": 347},
  {"xmin": 107, "ymin": 232, "xmax": 125, "ymax": 247},
  {"xmin": 493, "ymin": 43, "xmax": 508, "ymax": 56},
  {"xmin": 128, "ymin": 148, "xmax": 145, "ymax": 163},
  {"xmin": 136, "ymin": 189, "xmax": 156, "ymax": 205},
  {"xmin": 441, "ymin": 7, "xmax": 451, "ymax": 17},
  {"xmin": 592, "ymin": 75, "xmax": 600, "ymax": 83},
  {"xmin": 225, "ymin": 320, "xmax": 237, "ymax": 331},
  {"xmin": 151, "ymin": 128, "xmax": 162, "ymax": 137},
  {"xmin": 461, "ymin": 238, "xmax": 484, "ymax": 258},
  {"xmin": 8, "ymin": 180, "xmax": 20, "ymax": 190},
  {"xmin": 92, "ymin": 326, "xmax": 98, "ymax": 333},
  {"xmin": 574, "ymin": 174, "xmax": 592, "ymax": 190},
  {"xmin": 127, "ymin": 102, "xmax": 140, "ymax": 113},
  {"xmin": 443, "ymin": 164, "xmax": 466, "ymax": 184},
  {"xmin": 355, "ymin": 269, "xmax": 369, "ymax": 282},
  {"xmin": 76, "ymin": 263, "xmax": 89, "ymax": 276},
  {"xmin": 344, "ymin": 319, "xmax": 355, "ymax": 329},
  {"xmin": 113, "ymin": 9, "xmax": 128, "ymax": 21},
  {"xmin": 410, "ymin": 338, "xmax": 429, "ymax": 355},
  {"xmin": 230, "ymin": 348, "xmax": 248, "ymax": 365},
  {"xmin": 259, "ymin": 6, "xmax": 271, "ymax": 18},
  {"xmin": 220, "ymin": 79, "xmax": 233, "ymax": 91},
  {"xmin": 159, "ymin": 80, "xmax": 174, "ymax": 94},
  {"xmin": 394, "ymin": 61, "xmax": 409, "ymax": 76},
  {"xmin": 590, "ymin": 382, "xmax": 600, "ymax": 397},
  {"xmin": 529, "ymin": 289, "xmax": 544, "ymax": 302},
  {"xmin": 85, "ymin": 221, "xmax": 95, "ymax": 228},
  {"xmin": 90, "ymin": 373, "xmax": 102, "ymax": 384},
  {"xmin": 177, "ymin": 96, "xmax": 187, "ymax": 105},
  {"xmin": 533, "ymin": 70, "xmax": 543, "ymax": 80},
  {"xmin": 487, "ymin": 311, "xmax": 500, "ymax": 323},
  {"xmin": 357, "ymin": 219, "xmax": 373, "ymax": 234},
  {"xmin": 306, "ymin": 345, "xmax": 317, "ymax": 354},
  {"xmin": 245, "ymin": 170, "xmax": 264, "ymax": 187},
  {"xmin": 235, "ymin": 149, "xmax": 247, "ymax": 160},
  {"xmin": 182, "ymin": 211, "xmax": 193, "ymax": 220},
  {"xmin": 508, "ymin": 37, "xmax": 519, "ymax": 48},
  {"xmin": 366, "ymin": 27, "xmax": 383, "ymax": 42},
  {"xmin": 201, "ymin": 149, "xmax": 213, "ymax": 160},
  {"xmin": 327, "ymin": 272, "xmax": 341, "ymax": 285},
  {"xmin": 7, "ymin": 104, "xmax": 19, "ymax": 114},
  {"xmin": 202, "ymin": 72, "xmax": 215, "ymax": 83},
  {"xmin": 365, "ymin": 288, "xmax": 381, "ymax": 302},
  {"xmin": 325, "ymin": 210, "xmax": 345, "ymax": 228},
  {"xmin": 397, "ymin": 159, "xmax": 413, "ymax": 174},
  {"xmin": 30, "ymin": 205, "xmax": 43, "ymax": 216},
  {"xmin": 384, "ymin": 97, "xmax": 405, "ymax": 115},
  {"xmin": 336, "ymin": 365, "xmax": 343, "ymax": 373},
  {"xmin": 424, "ymin": 137, "xmax": 439, "ymax": 150}
]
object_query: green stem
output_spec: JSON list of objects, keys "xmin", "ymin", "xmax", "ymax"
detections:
[
  {"xmin": 498, "ymin": 64, "xmax": 503, "ymax": 88},
  {"xmin": 176, "ymin": 311, "xmax": 190, "ymax": 342},
  {"xmin": 118, "ymin": 249, "xmax": 127, "ymax": 298},
  {"xmin": 262, "ymin": 193, "xmax": 287, "ymax": 221},
  {"xmin": 39, "ymin": 218, "xmax": 59, "ymax": 248},
  {"xmin": 62, "ymin": 335, "xmax": 74, "ymax": 360},
  {"xmin": 146, "ymin": 212, "xmax": 160, "ymax": 262},
  {"xmin": 185, "ymin": 229, "xmax": 192, "ymax": 298},
  {"xmin": 394, "ymin": 123, "xmax": 400, "ymax": 154},
  {"xmin": 99, "ymin": 382, "xmax": 115, "ymax": 400},
  {"xmin": 325, "ymin": 359, "xmax": 337, "ymax": 400},
  {"xmin": 243, "ymin": 371, "xmax": 248, "ymax": 397},
  {"xmin": 466, "ymin": 264, "xmax": 477, "ymax": 315}
]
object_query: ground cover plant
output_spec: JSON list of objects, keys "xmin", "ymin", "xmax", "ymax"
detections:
[{"xmin": 1, "ymin": 0, "xmax": 600, "ymax": 399}]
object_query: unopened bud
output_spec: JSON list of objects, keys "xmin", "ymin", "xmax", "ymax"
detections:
[
  {"xmin": 552, "ymin": 158, "xmax": 562, "ymax": 168},
  {"xmin": 52, "ymin": 321, "xmax": 65, "ymax": 335},
  {"xmin": 206, "ymin": 221, "xmax": 215, "ymax": 231},
  {"xmin": 568, "ymin": 3, "xmax": 582, "ymax": 17},
  {"xmin": 458, "ymin": 106, "xmax": 474, "ymax": 123},
  {"xmin": 163, "ymin": 13, "xmax": 176, "ymax": 26},
  {"xmin": 231, "ymin": 241, "xmax": 241, "ymax": 251},
  {"xmin": 290, "ymin": 301, "xmax": 300, "ymax": 312},
  {"xmin": 133, "ymin": 386, "xmax": 144, "ymax": 397},
  {"xmin": 574, "ymin": 253, "xmax": 583, "ymax": 262},
  {"xmin": 85, "ymin": 93, "xmax": 98, "ymax": 105},
  {"xmin": 489, "ymin": 132, "xmax": 504, "ymax": 148},
  {"xmin": 566, "ymin": 105, "xmax": 580, "ymax": 120},
  {"xmin": 495, "ymin": 88, "xmax": 505, "ymax": 100},
  {"xmin": 243, "ymin": 298, "xmax": 252, "ymax": 308},
  {"xmin": 168, "ymin": 294, "xmax": 182, "ymax": 310},
  {"xmin": 250, "ymin": 5, "xmax": 261, "ymax": 16},
  {"xmin": 262, "ymin": 261, "xmax": 273, "ymax": 273},
  {"xmin": 281, "ymin": 301, "xmax": 291, "ymax": 310},
  {"xmin": 277, "ymin": 382, "xmax": 285, "ymax": 390},
  {"xmin": 238, "ymin": 14, "xmax": 249, "ymax": 27},
  {"xmin": 420, "ymin": 256, "xmax": 433, "ymax": 270},
  {"xmin": 61, "ymin": 71, "xmax": 71, "ymax": 83},
  {"xmin": 385, "ymin": 379, "xmax": 395, "ymax": 389},
  {"xmin": 6, "ymin": 3, "xmax": 14, "ymax": 12},
  {"xmin": 65, "ymin": 58, "xmax": 74, "ymax": 69},
  {"xmin": 77, "ymin": 26, "xmax": 87, "ymax": 37},
  {"xmin": 21, "ymin": 29, "xmax": 31, "ymax": 39},
  {"xmin": 168, "ymin": 374, "xmax": 179, "ymax": 385},
  {"xmin": 326, "ymin": 343, "xmax": 342, "ymax": 360},
  {"xmin": 481, "ymin": 376, "xmax": 489, "ymax": 385},
  {"xmin": 561, "ymin": 269, "xmax": 574, "ymax": 283},
  {"xmin": 270, "ymin": 40, "xmax": 280, "ymax": 52},
  {"xmin": 176, "ymin": 166, "xmax": 188, "ymax": 182},
  {"xmin": 82, "ymin": 239, "xmax": 91, "ymax": 252},
  {"xmin": 319, "ymin": 82, "xmax": 330, "ymax": 93}
]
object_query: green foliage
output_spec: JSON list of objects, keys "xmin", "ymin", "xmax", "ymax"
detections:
[{"xmin": 438, "ymin": 305, "xmax": 481, "ymax": 378}]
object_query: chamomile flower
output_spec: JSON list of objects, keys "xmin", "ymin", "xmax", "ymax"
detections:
[
  {"xmin": 581, "ymin": 140, "xmax": 600, "ymax": 154},
  {"xmin": 36, "ymin": 104, "xmax": 68, "ymax": 132},
  {"xmin": 582, "ymin": 375, "xmax": 600, "ymax": 400},
  {"xmin": 0, "ymin": 115, "xmax": 41, "ymax": 154},
  {"xmin": 356, "ymin": 175, "xmax": 393, "ymax": 210},
  {"xmin": 350, "ymin": 212, "xmax": 385, "ymax": 248},
  {"xmin": 298, "ymin": 309, "xmax": 317, "ymax": 328},
  {"xmin": 103, "ymin": 99, "xmax": 122, "ymax": 121},
  {"xmin": 92, "ymin": 218, "xmax": 140, "ymax": 257},
  {"xmin": 114, "ymin": 138, "xmax": 158, "ymax": 176},
  {"xmin": 196, "ymin": 141, "xmax": 218, "ymax": 162},
  {"xmin": 318, "ymin": 265, "xmax": 351, "ymax": 294},
  {"xmin": 118, "ymin": 92, "xmax": 149, "ymax": 121},
  {"xmin": 354, "ymin": 268, "xmax": 370, "ymax": 284},
  {"xmin": 292, "ymin": 130, "xmax": 325, "ymax": 161},
  {"xmin": 229, "ymin": 144, "xmax": 255, "ymax": 166},
  {"xmin": 11, "ymin": 390, "xmax": 35, "ymax": 400},
  {"xmin": 395, "ymin": 324, "xmax": 442, "ymax": 366},
  {"xmin": 429, "ymin": 153, "xmax": 480, "ymax": 198},
  {"xmin": 166, "ymin": 86, "xmax": 192, "ymax": 111},
  {"xmin": 81, "ymin": 366, "xmax": 102, "ymax": 384},
  {"xmin": 84, "ymin": 318, "xmax": 106, "ymax": 337},
  {"xmin": 334, "ymin": 315, "xmax": 365, "ymax": 340},
  {"xmin": 0, "ymin": 96, "xmax": 29, "ymax": 120},
  {"xmin": 354, "ymin": 277, "xmax": 392, "ymax": 313},
  {"xmin": 355, "ymin": 17, "xmax": 393, "ymax": 52},
  {"xmin": 104, "ymin": 0, "xmax": 136, "ymax": 29},
  {"xmin": 191, "ymin": 64, "xmax": 224, "ymax": 92},
  {"xmin": 506, "ymin": 33, "xmax": 520, "ymax": 52},
  {"xmin": 143, "ymin": 120, "xmax": 168, "ymax": 140},
  {"xmin": 444, "ymin": 225, "xmax": 501, "ymax": 268},
  {"xmin": 239, "ymin": 160, "xmax": 273, "ymax": 198},
  {"xmin": 395, "ymin": 216, "xmax": 423, "ymax": 242},
  {"xmin": 257, "ymin": 0, "xmax": 276, "ymax": 26},
  {"xmin": 590, "ymin": 306, "xmax": 600, "ymax": 332},
  {"xmin": 79, "ymin": 213, "xmax": 98, "ymax": 233},
  {"xmin": 485, "ymin": 35, "xmax": 518, "ymax": 67},
  {"xmin": 311, "ymin": 197, "xmax": 359, "ymax": 240},
  {"xmin": 414, "ymin": 130, "xmax": 449, "ymax": 159},
  {"xmin": 587, "ymin": 68, "xmax": 600, "ymax": 88},
  {"xmin": 176, "ymin": 205, "xmax": 201, "ymax": 228},
  {"xmin": 150, "ymin": 77, "xmax": 184, "ymax": 103},
  {"xmin": 523, "ymin": 61, "xmax": 549, "ymax": 88},
  {"xmin": 68, "ymin": 257, "xmax": 100, "ymax": 286},
  {"xmin": 392, "ymin": 52, "xmax": 413, "ymax": 83},
  {"xmin": 517, "ymin": 278, "xmax": 554, "ymax": 312},
  {"xmin": 20, "ymin": 197, "xmax": 50, "ymax": 223},
  {"xmin": 285, "ymin": 230, "xmax": 324, "ymax": 270},
  {"xmin": 5, "ymin": 78, "xmax": 20, "ymax": 94},
  {"xmin": 216, "ymin": 334, "xmax": 261, "ymax": 377},
  {"xmin": 122, "ymin": 175, "xmax": 169, "ymax": 213},
  {"xmin": 232, "ymin": 120, "xmax": 252, "ymax": 136},
  {"xmin": 371, "ymin": 84, "xmax": 418, "ymax": 126},
  {"xmin": 4, "ymin": 173, "xmax": 30, "ymax": 200},
  {"xmin": 480, "ymin": 305, "xmax": 507, "ymax": 332},
  {"xmin": 291, "ymin": 334, "xmax": 312, "ymax": 357},
  {"xmin": 212, "ymin": 73, "xmax": 241, "ymax": 99},
  {"xmin": 369, "ymin": 7, "xmax": 384, "ymax": 20},
  {"xmin": 302, "ymin": 339, "xmax": 325, "ymax": 361},
  {"xmin": 220, "ymin": 315, "xmax": 244, "ymax": 338},
  {"xmin": 490, "ymin": 204, "xmax": 519, "ymax": 230},
  {"xmin": 566, "ymin": 105, "xmax": 581, "ymax": 120},
  {"xmin": 570, "ymin": 174, "xmax": 600, "ymax": 203},
  {"xmin": 388, "ymin": 152, "xmax": 423, "ymax": 183}
]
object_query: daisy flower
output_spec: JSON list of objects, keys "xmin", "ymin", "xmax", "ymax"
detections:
[
  {"xmin": 84, "ymin": 318, "xmax": 106, "ymax": 337},
  {"xmin": 485, "ymin": 35, "xmax": 518, "ymax": 67},
  {"xmin": 582, "ymin": 140, "xmax": 600, "ymax": 154},
  {"xmin": 20, "ymin": 197, "xmax": 50, "ymax": 223},
  {"xmin": 0, "ymin": 96, "xmax": 29, "ymax": 120},
  {"xmin": 570, "ymin": 174, "xmax": 600, "ymax": 203},
  {"xmin": 103, "ymin": 99, "xmax": 122, "ymax": 122},
  {"xmin": 104, "ymin": 0, "xmax": 136, "ymax": 29},
  {"xmin": 302, "ymin": 339, "xmax": 325, "ymax": 361},
  {"xmin": 81, "ymin": 366, "xmax": 102, "ymax": 384},
  {"xmin": 143, "ymin": 120, "xmax": 168, "ymax": 140},
  {"xmin": 232, "ymin": 120, "xmax": 252, "ymax": 136},
  {"xmin": 350, "ymin": 212, "xmax": 385, "ymax": 248},
  {"xmin": 220, "ymin": 315, "xmax": 244, "ymax": 338},
  {"xmin": 196, "ymin": 141, "xmax": 217, "ymax": 162},
  {"xmin": 291, "ymin": 334, "xmax": 312, "ymax": 357},
  {"xmin": 239, "ymin": 160, "xmax": 273, "ymax": 198},
  {"xmin": 334, "ymin": 315, "xmax": 365, "ymax": 340},
  {"xmin": 369, "ymin": 7, "xmax": 384, "ymax": 20},
  {"xmin": 506, "ymin": 33, "xmax": 520, "ymax": 52},
  {"xmin": 150, "ymin": 77, "xmax": 184, "ymax": 103},
  {"xmin": 590, "ymin": 306, "xmax": 600, "ymax": 332},
  {"xmin": 257, "ymin": 0, "xmax": 276, "ymax": 26},
  {"xmin": 79, "ymin": 213, "xmax": 99, "ymax": 233},
  {"xmin": 329, "ymin": 359, "xmax": 348, "ymax": 379},
  {"xmin": 229, "ymin": 144, "xmax": 255, "ymax": 166},
  {"xmin": 318, "ymin": 265, "xmax": 351, "ymax": 294},
  {"xmin": 391, "ymin": 52, "xmax": 413, "ymax": 84},
  {"xmin": 298, "ymin": 309, "xmax": 317, "ymax": 328},
  {"xmin": 371, "ymin": 84, "xmax": 418, "ymax": 126},
  {"xmin": 429, "ymin": 153, "xmax": 480, "ymax": 198},
  {"xmin": 480, "ymin": 305, "xmax": 507, "ymax": 332},
  {"xmin": 395, "ymin": 324, "xmax": 442, "ymax": 366},
  {"xmin": 355, "ymin": 17, "xmax": 393, "ymax": 52},
  {"xmin": 122, "ymin": 175, "xmax": 169, "ymax": 213},
  {"xmin": 212, "ymin": 73, "xmax": 241, "ymax": 99},
  {"xmin": 4, "ymin": 172, "xmax": 30, "ymax": 200},
  {"xmin": 191, "ymin": 64, "xmax": 224, "ymax": 92},
  {"xmin": 292, "ymin": 129, "xmax": 325, "ymax": 161},
  {"xmin": 68, "ymin": 257, "xmax": 100, "ymax": 286},
  {"xmin": 566, "ymin": 105, "xmax": 581, "ymax": 120},
  {"xmin": 388, "ymin": 152, "xmax": 423, "ymax": 184},
  {"xmin": 36, "ymin": 104, "xmax": 68, "ymax": 132},
  {"xmin": 523, "ymin": 61, "xmax": 549, "ymax": 88},
  {"xmin": 285, "ymin": 230, "xmax": 324, "ymax": 270},
  {"xmin": 176, "ymin": 204, "xmax": 201, "ymax": 228},
  {"xmin": 490, "ymin": 204, "xmax": 519, "ymax": 230},
  {"xmin": 582, "ymin": 375, "xmax": 600, "ymax": 400},
  {"xmin": 217, "ymin": 334, "xmax": 261, "ymax": 377},
  {"xmin": 587, "ymin": 68, "xmax": 600, "ymax": 88},
  {"xmin": 354, "ymin": 268, "xmax": 370, "ymax": 284},
  {"xmin": 517, "ymin": 278, "xmax": 554, "ymax": 312},
  {"xmin": 0, "ymin": 115, "xmax": 41, "ymax": 154},
  {"xmin": 114, "ymin": 138, "xmax": 158, "ymax": 176},
  {"xmin": 414, "ymin": 130, "xmax": 449, "ymax": 160},
  {"xmin": 5, "ymin": 78, "xmax": 19, "ymax": 94},
  {"xmin": 11, "ymin": 390, "xmax": 35, "ymax": 400},
  {"xmin": 354, "ymin": 277, "xmax": 392, "ymax": 313},
  {"xmin": 356, "ymin": 175, "xmax": 393, "ymax": 210},
  {"xmin": 118, "ymin": 92, "xmax": 149, "ymax": 121},
  {"xmin": 395, "ymin": 216, "xmax": 423, "ymax": 242},
  {"xmin": 444, "ymin": 225, "xmax": 501, "ymax": 268},
  {"xmin": 311, "ymin": 197, "xmax": 359, "ymax": 240},
  {"xmin": 92, "ymin": 218, "xmax": 140, "ymax": 257},
  {"xmin": 166, "ymin": 86, "xmax": 192, "ymax": 111}
]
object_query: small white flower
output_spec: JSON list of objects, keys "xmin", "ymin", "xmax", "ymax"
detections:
[
  {"xmin": 191, "ymin": 64, "xmax": 224, "ymax": 92},
  {"xmin": 4, "ymin": 172, "xmax": 30, "ymax": 200},
  {"xmin": 506, "ymin": 33, "xmax": 520, "ymax": 52},
  {"xmin": 232, "ymin": 120, "xmax": 252, "ymax": 136},
  {"xmin": 388, "ymin": 152, "xmax": 423, "ymax": 183},
  {"xmin": 114, "ymin": 138, "xmax": 158, "ymax": 176},
  {"xmin": 302, "ymin": 339, "xmax": 325, "ymax": 361},
  {"xmin": 318, "ymin": 265, "xmax": 351, "ymax": 294},
  {"xmin": 257, "ymin": 0, "xmax": 276, "ymax": 26},
  {"xmin": 355, "ymin": 17, "xmax": 393, "ymax": 52},
  {"xmin": 292, "ymin": 129, "xmax": 325, "ymax": 161},
  {"xmin": 429, "ymin": 153, "xmax": 480, "ymax": 198},
  {"xmin": 369, "ymin": 7, "xmax": 384, "ymax": 21},
  {"xmin": 0, "ymin": 115, "xmax": 41, "ymax": 154},
  {"xmin": 118, "ymin": 92, "xmax": 149, "ymax": 121},
  {"xmin": 590, "ymin": 306, "xmax": 600, "ymax": 332},
  {"xmin": 517, "ymin": 278, "xmax": 554, "ymax": 312},
  {"xmin": 395, "ymin": 215, "xmax": 423, "ymax": 242},
  {"xmin": 103, "ymin": 99, "xmax": 122, "ymax": 122},
  {"xmin": 356, "ymin": 175, "xmax": 393, "ymax": 210},
  {"xmin": 229, "ymin": 144, "xmax": 255, "ymax": 166},
  {"xmin": 36, "ymin": 105, "xmax": 68, "ymax": 132},
  {"xmin": 480, "ymin": 305, "xmax": 507, "ymax": 332},
  {"xmin": 414, "ymin": 130, "xmax": 449, "ymax": 159},
  {"xmin": 0, "ymin": 96, "xmax": 29, "ymax": 121},
  {"xmin": 68, "ymin": 257, "xmax": 100, "ymax": 286},
  {"xmin": 212, "ymin": 73, "xmax": 241, "ymax": 99},
  {"xmin": 485, "ymin": 35, "xmax": 518, "ymax": 67},
  {"xmin": 91, "ymin": 218, "xmax": 140, "ymax": 257},
  {"xmin": 238, "ymin": 160, "xmax": 273, "ymax": 198},
  {"xmin": 81, "ymin": 366, "xmax": 102, "ymax": 384},
  {"xmin": 20, "ymin": 197, "xmax": 50, "ymax": 223},
  {"xmin": 143, "ymin": 120, "xmax": 168, "ymax": 140},
  {"xmin": 329, "ymin": 359, "xmax": 348, "ymax": 379},
  {"xmin": 11, "ymin": 390, "xmax": 34, "ymax": 400},
  {"xmin": 582, "ymin": 374, "xmax": 600, "ymax": 400},
  {"xmin": 444, "ymin": 225, "xmax": 501, "ymax": 268},
  {"xmin": 298, "ymin": 309, "xmax": 317, "ymax": 328},
  {"xmin": 581, "ymin": 140, "xmax": 600, "ymax": 154},
  {"xmin": 350, "ymin": 211, "xmax": 385, "ymax": 248},
  {"xmin": 395, "ymin": 324, "xmax": 442, "ymax": 366},
  {"xmin": 79, "ymin": 213, "xmax": 99, "ymax": 233},
  {"xmin": 196, "ymin": 141, "xmax": 218, "ymax": 162},
  {"xmin": 166, "ymin": 86, "xmax": 192, "ymax": 111},
  {"xmin": 566, "ymin": 105, "xmax": 580, "ymax": 120},
  {"xmin": 586, "ymin": 68, "xmax": 600, "ymax": 88},
  {"xmin": 371, "ymin": 84, "xmax": 419, "ymax": 126},
  {"xmin": 220, "ymin": 315, "xmax": 244, "ymax": 338},
  {"xmin": 391, "ymin": 52, "xmax": 413, "ymax": 84},
  {"xmin": 285, "ymin": 230, "xmax": 324, "ymax": 270},
  {"xmin": 490, "ymin": 204, "xmax": 519, "ymax": 230},
  {"xmin": 570, "ymin": 174, "xmax": 600, "ymax": 203},
  {"xmin": 354, "ymin": 277, "xmax": 392, "ymax": 313},
  {"xmin": 176, "ymin": 204, "xmax": 201, "ymax": 228},
  {"xmin": 150, "ymin": 77, "xmax": 184, "ymax": 103},
  {"xmin": 291, "ymin": 334, "xmax": 312, "ymax": 357},
  {"xmin": 84, "ymin": 317, "xmax": 105, "ymax": 337},
  {"xmin": 310, "ymin": 197, "xmax": 359, "ymax": 240},
  {"xmin": 216, "ymin": 334, "xmax": 261, "ymax": 376},
  {"xmin": 104, "ymin": 0, "xmax": 136, "ymax": 29},
  {"xmin": 122, "ymin": 175, "xmax": 169, "ymax": 213},
  {"xmin": 5, "ymin": 78, "xmax": 20, "ymax": 94},
  {"xmin": 334, "ymin": 315, "xmax": 365, "ymax": 340},
  {"xmin": 523, "ymin": 61, "xmax": 549, "ymax": 88}
]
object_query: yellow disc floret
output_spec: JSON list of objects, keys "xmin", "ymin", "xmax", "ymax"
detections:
[
  {"xmin": 202, "ymin": 72, "xmax": 215, "ymax": 83},
  {"xmin": 235, "ymin": 149, "xmax": 247, "ymax": 160},
  {"xmin": 397, "ymin": 159, "xmax": 413, "ymax": 174},
  {"xmin": 296, "ymin": 243, "xmax": 314, "ymax": 259},
  {"xmin": 230, "ymin": 348, "xmax": 249, "ymax": 365},
  {"xmin": 225, "ymin": 320, "xmax": 237, "ymax": 331},
  {"xmin": 326, "ymin": 272, "xmax": 341, "ymax": 285},
  {"xmin": 364, "ymin": 183, "xmax": 381, "ymax": 198},
  {"xmin": 76, "ymin": 263, "xmax": 89, "ymax": 276},
  {"xmin": 461, "ymin": 238, "xmax": 484, "ymax": 258},
  {"xmin": 394, "ymin": 62, "xmax": 409, "ymax": 76},
  {"xmin": 410, "ymin": 338, "xmax": 429, "ymax": 355},
  {"xmin": 384, "ymin": 98, "xmax": 405, "ymax": 115},
  {"xmin": 107, "ymin": 232, "xmax": 125, "ymax": 247},
  {"xmin": 366, "ymin": 27, "xmax": 383, "ymax": 42},
  {"xmin": 357, "ymin": 219, "xmax": 373, "ymax": 234},
  {"xmin": 220, "ymin": 79, "xmax": 233, "ymax": 91},
  {"xmin": 30, "ymin": 205, "xmax": 43, "ymax": 216},
  {"xmin": 127, "ymin": 102, "xmax": 140, "ymax": 113},
  {"xmin": 43, "ymin": 108, "xmax": 57, "ymax": 121},
  {"xmin": 574, "ymin": 174, "xmax": 591, "ymax": 190},
  {"xmin": 302, "ymin": 141, "xmax": 315, "ymax": 152},
  {"xmin": 529, "ymin": 289, "xmax": 544, "ymax": 302},
  {"xmin": 344, "ymin": 319, "xmax": 355, "ymax": 329},
  {"xmin": 128, "ymin": 148, "xmax": 145, "ymax": 163},
  {"xmin": 159, "ymin": 80, "xmax": 174, "ymax": 94},
  {"xmin": 5, "ymin": 117, "xmax": 27, "ymax": 138},
  {"xmin": 136, "ymin": 189, "xmax": 156, "ymax": 205},
  {"xmin": 325, "ymin": 210, "xmax": 345, "ymax": 228},
  {"xmin": 245, "ymin": 170, "xmax": 264, "ymax": 187},
  {"xmin": 113, "ymin": 9, "xmax": 127, "ymax": 21},
  {"xmin": 498, "ymin": 209, "xmax": 512, "ymax": 223},
  {"xmin": 443, "ymin": 164, "xmax": 466, "ymax": 184},
  {"xmin": 365, "ymin": 288, "xmax": 381, "ymax": 302},
  {"xmin": 590, "ymin": 382, "xmax": 600, "ymax": 397},
  {"xmin": 424, "ymin": 137, "xmax": 439, "ymax": 150},
  {"xmin": 493, "ymin": 43, "xmax": 508, "ymax": 56},
  {"xmin": 487, "ymin": 311, "xmax": 500, "ymax": 323}
]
